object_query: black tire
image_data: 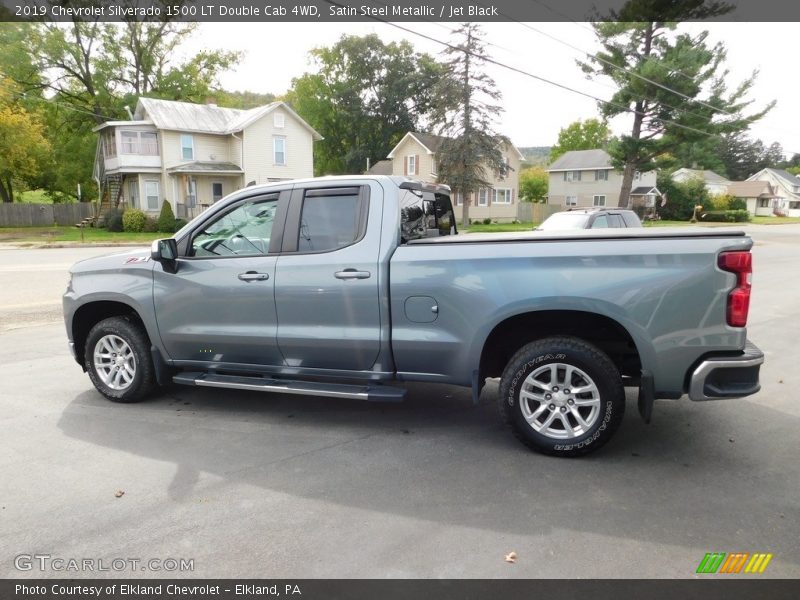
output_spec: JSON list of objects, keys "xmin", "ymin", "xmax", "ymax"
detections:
[
  {"xmin": 84, "ymin": 316, "xmax": 156, "ymax": 403},
  {"xmin": 498, "ymin": 336, "xmax": 625, "ymax": 457}
]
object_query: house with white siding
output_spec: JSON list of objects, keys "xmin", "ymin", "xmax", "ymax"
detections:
[
  {"xmin": 93, "ymin": 97, "xmax": 322, "ymax": 218},
  {"xmin": 385, "ymin": 132, "xmax": 525, "ymax": 222},
  {"xmin": 745, "ymin": 168, "xmax": 800, "ymax": 217},
  {"xmin": 671, "ymin": 168, "xmax": 731, "ymax": 196},
  {"xmin": 547, "ymin": 149, "xmax": 659, "ymax": 210}
]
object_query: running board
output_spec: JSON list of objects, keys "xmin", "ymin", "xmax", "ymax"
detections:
[{"xmin": 172, "ymin": 372, "xmax": 406, "ymax": 402}]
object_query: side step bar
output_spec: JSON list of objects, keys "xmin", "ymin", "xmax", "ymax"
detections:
[{"xmin": 172, "ymin": 372, "xmax": 406, "ymax": 403}]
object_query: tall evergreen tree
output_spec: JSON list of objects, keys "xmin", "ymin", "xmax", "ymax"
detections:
[
  {"xmin": 581, "ymin": 1, "xmax": 773, "ymax": 206},
  {"xmin": 431, "ymin": 23, "xmax": 509, "ymax": 227}
]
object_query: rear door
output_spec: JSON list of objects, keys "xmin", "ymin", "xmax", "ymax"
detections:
[{"xmin": 274, "ymin": 181, "xmax": 382, "ymax": 371}]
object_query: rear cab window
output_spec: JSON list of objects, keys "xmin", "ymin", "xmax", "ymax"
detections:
[{"xmin": 400, "ymin": 189, "xmax": 457, "ymax": 242}]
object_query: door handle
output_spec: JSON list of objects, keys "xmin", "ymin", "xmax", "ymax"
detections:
[
  {"xmin": 334, "ymin": 269, "xmax": 371, "ymax": 280},
  {"xmin": 238, "ymin": 271, "xmax": 270, "ymax": 282}
]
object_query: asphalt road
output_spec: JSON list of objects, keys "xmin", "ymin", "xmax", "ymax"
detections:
[{"xmin": 0, "ymin": 227, "xmax": 798, "ymax": 579}]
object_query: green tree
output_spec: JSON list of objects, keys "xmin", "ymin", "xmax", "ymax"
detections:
[
  {"xmin": 519, "ymin": 166, "xmax": 548, "ymax": 202},
  {"xmin": 656, "ymin": 172, "xmax": 712, "ymax": 221},
  {"xmin": 549, "ymin": 118, "xmax": 611, "ymax": 162},
  {"xmin": 286, "ymin": 34, "xmax": 444, "ymax": 175},
  {"xmin": 581, "ymin": 1, "xmax": 773, "ymax": 207},
  {"xmin": 717, "ymin": 133, "xmax": 786, "ymax": 180},
  {"xmin": 2, "ymin": 19, "xmax": 240, "ymax": 202},
  {"xmin": 0, "ymin": 81, "xmax": 51, "ymax": 203},
  {"xmin": 430, "ymin": 23, "xmax": 509, "ymax": 227}
]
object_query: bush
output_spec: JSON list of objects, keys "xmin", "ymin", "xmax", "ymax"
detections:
[
  {"xmin": 728, "ymin": 197, "xmax": 747, "ymax": 211},
  {"xmin": 657, "ymin": 174, "xmax": 713, "ymax": 220},
  {"xmin": 700, "ymin": 209, "xmax": 751, "ymax": 223},
  {"xmin": 104, "ymin": 208, "xmax": 124, "ymax": 232},
  {"xmin": 158, "ymin": 201, "xmax": 176, "ymax": 233},
  {"xmin": 143, "ymin": 216, "xmax": 159, "ymax": 233},
  {"xmin": 122, "ymin": 208, "xmax": 147, "ymax": 232},
  {"xmin": 482, "ymin": 218, "xmax": 492, "ymax": 225},
  {"xmin": 173, "ymin": 218, "xmax": 188, "ymax": 232}
]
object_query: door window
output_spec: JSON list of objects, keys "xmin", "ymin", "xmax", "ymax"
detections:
[
  {"xmin": 212, "ymin": 182, "xmax": 223, "ymax": 202},
  {"xmin": 191, "ymin": 196, "xmax": 278, "ymax": 257},
  {"xmin": 145, "ymin": 181, "xmax": 159, "ymax": 210},
  {"xmin": 298, "ymin": 189, "xmax": 363, "ymax": 253},
  {"xmin": 591, "ymin": 215, "xmax": 609, "ymax": 228}
]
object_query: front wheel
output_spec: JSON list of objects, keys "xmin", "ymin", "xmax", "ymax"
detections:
[
  {"xmin": 498, "ymin": 337, "xmax": 625, "ymax": 457},
  {"xmin": 84, "ymin": 316, "xmax": 156, "ymax": 402}
]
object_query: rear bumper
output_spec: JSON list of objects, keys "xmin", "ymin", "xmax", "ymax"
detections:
[{"xmin": 688, "ymin": 340, "xmax": 764, "ymax": 401}]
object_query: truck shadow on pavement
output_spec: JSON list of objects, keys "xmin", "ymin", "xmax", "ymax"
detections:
[{"xmin": 58, "ymin": 381, "xmax": 799, "ymax": 567}]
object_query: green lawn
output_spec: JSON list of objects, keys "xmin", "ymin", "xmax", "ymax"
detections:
[
  {"xmin": 463, "ymin": 221, "xmax": 537, "ymax": 233},
  {"xmin": 17, "ymin": 190, "xmax": 52, "ymax": 204},
  {"xmin": 0, "ymin": 226, "xmax": 163, "ymax": 245},
  {"xmin": 751, "ymin": 216, "xmax": 800, "ymax": 225}
]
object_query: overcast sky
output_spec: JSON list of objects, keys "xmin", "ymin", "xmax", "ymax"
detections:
[{"xmin": 183, "ymin": 22, "xmax": 798, "ymax": 157}]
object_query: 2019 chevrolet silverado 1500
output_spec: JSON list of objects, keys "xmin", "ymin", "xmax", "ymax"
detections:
[{"xmin": 63, "ymin": 176, "xmax": 764, "ymax": 456}]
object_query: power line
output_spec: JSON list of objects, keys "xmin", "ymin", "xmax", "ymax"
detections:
[{"xmin": 319, "ymin": 2, "xmax": 730, "ymax": 142}]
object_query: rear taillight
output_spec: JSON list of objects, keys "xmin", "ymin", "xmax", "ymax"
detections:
[{"xmin": 718, "ymin": 251, "xmax": 752, "ymax": 327}]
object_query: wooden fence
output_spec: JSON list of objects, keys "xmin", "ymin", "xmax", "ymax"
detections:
[
  {"xmin": 516, "ymin": 202, "xmax": 561, "ymax": 223},
  {"xmin": 0, "ymin": 203, "xmax": 94, "ymax": 227}
]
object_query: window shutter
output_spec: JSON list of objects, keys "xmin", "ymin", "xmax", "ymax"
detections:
[
  {"xmin": 414, "ymin": 155, "xmax": 419, "ymax": 175},
  {"xmin": 404, "ymin": 156, "xmax": 408, "ymax": 176},
  {"xmin": 510, "ymin": 188, "xmax": 514, "ymax": 204}
]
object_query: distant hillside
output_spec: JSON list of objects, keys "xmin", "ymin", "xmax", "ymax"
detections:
[{"xmin": 518, "ymin": 146, "xmax": 551, "ymax": 166}]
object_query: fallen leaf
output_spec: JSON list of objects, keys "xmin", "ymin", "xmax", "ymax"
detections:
[
  {"xmin": 115, "ymin": 490, "xmax": 125, "ymax": 498},
  {"xmin": 505, "ymin": 552, "xmax": 517, "ymax": 563},
  {"xmin": 778, "ymin": 380, "xmax": 783, "ymax": 384},
  {"xmin": 729, "ymin": 438, "xmax": 735, "ymax": 443}
]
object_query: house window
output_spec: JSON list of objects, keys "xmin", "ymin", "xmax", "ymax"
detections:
[
  {"xmin": 274, "ymin": 112, "xmax": 285, "ymax": 128},
  {"xmin": 180, "ymin": 135, "xmax": 194, "ymax": 160},
  {"xmin": 454, "ymin": 192, "xmax": 464, "ymax": 206},
  {"xmin": 273, "ymin": 136, "xmax": 286, "ymax": 165},
  {"xmin": 564, "ymin": 171, "xmax": 582, "ymax": 182},
  {"xmin": 120, "ymin": 131, "xmax": 158, "ymax": 155},
  {"xmin": 140, "ymin": 132, "xmax": 158, "ymax": 155},
  {"xmin": 407, "ymin": 155, "xmax": 416, "ymax": 175},
  {"xmin": 495, "ymin": 188, "xmax": 512, "ymax": 204},
  {"xmin": 128, "ymin": 180, "xmax": 139, "ymax": 209},
  {"xmin": 757, "ymin": 199, "xmax": 770, "ymax": 208},
  {"xmin": 145, "ymin": 180, "xmax": 159, "ymax": 210},
  {"xmin": 566, "ymin": 195, "xmax": 578, "ymax": 206},
  {"xmin": 212, "ymin": 182, "xmax": 224, "ymax": 203},
  {"xmin": 593, "ymin": 195, "xmax": 606, "ymax": 207},
  {"xmin": 634, "ymin": 170, "xmax": 642, "ymax": 181},
  {"xmin": 103, "ymin": 131, "xmax": 116, "ymax": 158},
  {"xmin": 121, "ymin": 131, "xmax": 138, "ymax": 154},
  {"xmin": 478, "ymin": 189, "xmax": 488, "ymax": 206},
  {"xmin": 595, "ymin": 170, "xmax": 608, "ymax": 181}
]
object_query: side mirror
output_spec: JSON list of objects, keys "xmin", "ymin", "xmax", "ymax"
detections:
[{"xmin": 151, "ymin": 238, "xmax": 178, "ymax": 273}]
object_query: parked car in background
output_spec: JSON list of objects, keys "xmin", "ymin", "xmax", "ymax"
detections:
[{"xmin": 537, "ymin": 207, "xmax": 643, "ymax": 231}]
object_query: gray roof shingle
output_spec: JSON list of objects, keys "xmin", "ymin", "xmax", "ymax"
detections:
[{"xmin": 548, "ymin": 149, "xmax": 612, "ymax": 171}]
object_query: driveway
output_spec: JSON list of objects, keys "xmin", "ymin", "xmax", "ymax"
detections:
[{"xmin": 0, "ymin": 228, "xmax": 798, "ymax": 578}]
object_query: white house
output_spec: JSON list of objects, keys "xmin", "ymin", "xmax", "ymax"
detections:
[
  {"xmin": 547, "ymin": 149, "xmax": 659, "ymax": 209},
  {"xmin": 671, "ymin": 168, "xmax": 731, "ymax": 196},
  {"xmin": 745, "ymin": 168, "xmax": 800, "ymax": 217},
  {"xmin": 93, "ymin": 97, "xmax": 322, "ymax": 218},
  {"xmin": 384, "ymin": 131, "xmax": 525, "ymax": 223}
]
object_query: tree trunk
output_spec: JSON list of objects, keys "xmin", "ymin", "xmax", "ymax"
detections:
[
  {"xmin": 618, "ymin": 22, "xmax": 654, "ymax": 208},
  {"xmin": 461, "ymin": 192, "xmax": 471, "ymax": 228},
  {"xmin": 0, "ymin": 178, "xmax": 13, "ymax": 203},
  {"xmin": 617, "ymin": 163, "xmax": 635, "ymax": 208}
]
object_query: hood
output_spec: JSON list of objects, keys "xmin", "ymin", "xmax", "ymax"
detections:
[{"xmin": 69, "ymin": 247, "xmax": 153, "ymax": 274}]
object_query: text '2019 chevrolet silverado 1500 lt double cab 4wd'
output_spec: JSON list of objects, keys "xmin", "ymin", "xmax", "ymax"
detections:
[{"xmin": 63, "ymin": 176, "xmax": 764, "ymax": 456}]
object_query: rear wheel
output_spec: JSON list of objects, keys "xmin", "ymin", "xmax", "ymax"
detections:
[
  {"xmin": 84, "ymin": 316, "xmax": 155, "ymax": 402},
  {"xmin": 498, "ymin": 336, "xmax": 625, "ymax": 457}
]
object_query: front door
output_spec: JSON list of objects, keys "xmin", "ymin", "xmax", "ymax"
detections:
[
  {"xmin": 275, "ymin": 183, "xmax": 381, "ymax": 372},
  {"xmin": 153, "ymin": 192, "xmax": 286, "ymax": 367}
]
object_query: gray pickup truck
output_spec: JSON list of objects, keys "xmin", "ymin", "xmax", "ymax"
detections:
[{"xmin": 63, "ymin": 175, "xmax": 763, "ymax": 456}]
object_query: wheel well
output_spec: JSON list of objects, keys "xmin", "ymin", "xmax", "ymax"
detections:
[
  {"xmin": 72, "ymin": 301, "xmax": 144, "ymax": 365},
  {"xmin": 480, "ymin": 310, "xmax": 641, "ymax": 380}
]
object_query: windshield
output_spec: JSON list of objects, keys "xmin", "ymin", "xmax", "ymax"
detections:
[{"xmin": 538, "ymin": 212, "xmax": 590, "ymax": 230}]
